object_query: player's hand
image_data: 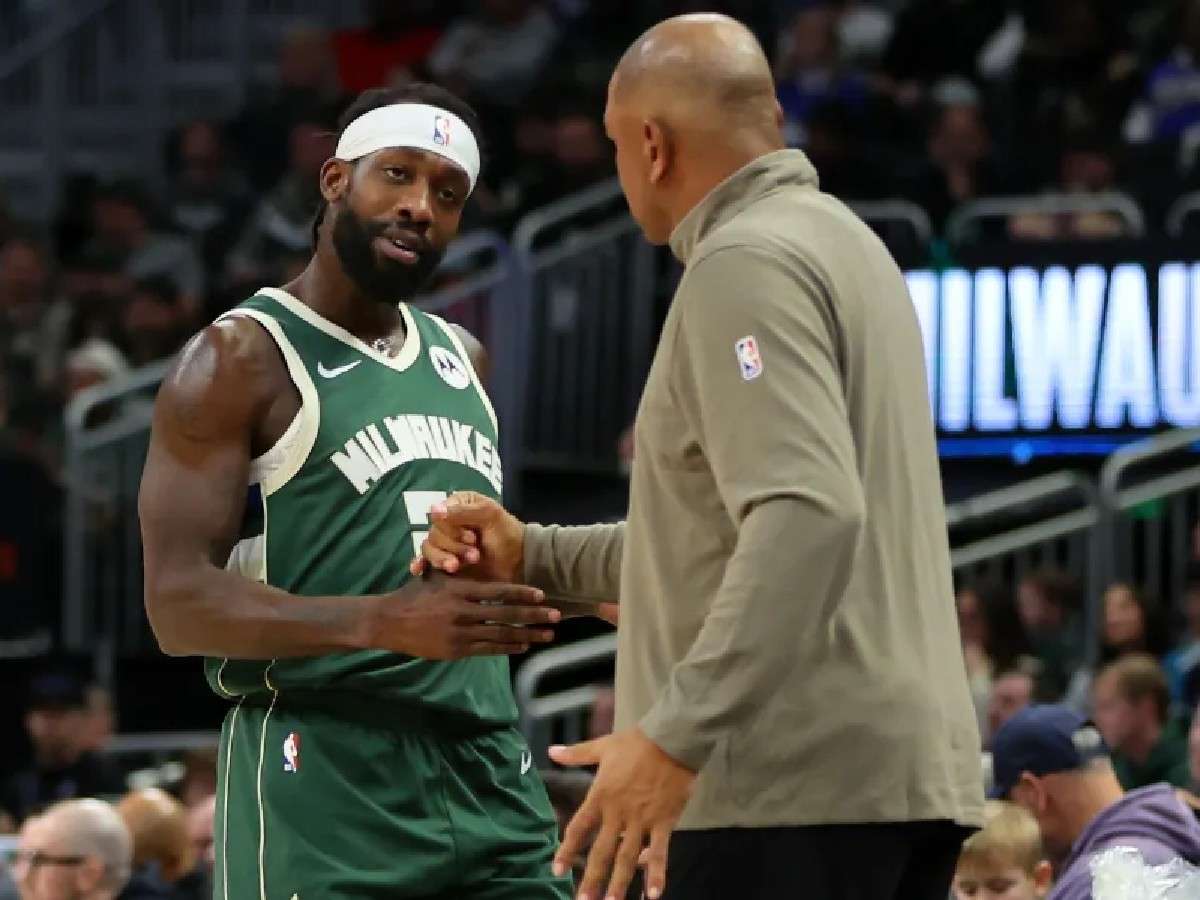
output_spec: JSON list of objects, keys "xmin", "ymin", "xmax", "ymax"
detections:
[
  {"xmin": 408, "ymin": 491, "xmax": 524, "ymax": 583},
  {"xmin": 372, "ymin": 571, "xmax": 559, "ymax": 660},
  {"xmin": 550, "ymin": 728, "xmax": 695, "ymax": 900}
]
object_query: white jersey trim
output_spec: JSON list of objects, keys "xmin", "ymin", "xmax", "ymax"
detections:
[
  {"xmin": 256, "ymin": 286, "xmax": 422, "ymax": 373},
  {"xmin": 216, "ymin": 307, "xmax": 321, "ymax": 498}
]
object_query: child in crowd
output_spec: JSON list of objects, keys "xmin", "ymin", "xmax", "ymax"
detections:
[{"xmin": 953, "ymin": 801, "xmax": 1053, "ymax": 900}]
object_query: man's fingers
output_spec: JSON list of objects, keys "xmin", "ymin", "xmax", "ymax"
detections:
[
  {"xmin": 470, "ymin": 624, "xmax": 556, "ymax": 646},
  {"xmin": 424, "ymin": 525, "xmax": 480, "ymax": 566},
  {"xmin": 422, "ymin": 541, "xmax": 464, "ymax": 574},
  {"xmin": 409, "ymin": 557, "xmax": 427, "ymax": 577},
  {"xmin": 549, "ymin": 738, "xmax": 602, "ymax": 767},
  {"xmin": 467, "ymin": 641, "xmax": 531, "ymax": 656},
  {"xmin": 642, "ymin": 825, "xmax": 672, "ymax": 900},
  {"xmin": 467, "ymin": 602, "xmax": 561, "ymax": 627},
  {"xmin": 429, "ymin": 491, "xmax": 499, "ymax": 529},
  {"xmin": 463, "ymin": 581, "xmax": 546, "ymax": 606},
  {"xmin": 554, "ymin": 795, "xmax": 601, "ymax": 878},
  {"xmin": 576, "ymin": 819, "xmax": 621, "ymax": 900},
  {"xmin": 605, "ymin": 823, "xmax": 644, "ymax": 900}
]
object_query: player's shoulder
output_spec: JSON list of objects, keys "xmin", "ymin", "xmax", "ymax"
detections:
[
  {"xmin": 417, "ymin": 309, "xmax": 488, "ymax": 380},
  {"xmin": 161, "ymin": 311, "xmax": 287, "ymax": 416}
]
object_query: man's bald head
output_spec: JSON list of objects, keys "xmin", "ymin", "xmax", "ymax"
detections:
[
  {"xmin": 611, "ymin": 14, "xmax": 778, "ymax": 129},
  {"xmin": 34, "ymin": 799, "xmax": 133, "ymax": 896}
]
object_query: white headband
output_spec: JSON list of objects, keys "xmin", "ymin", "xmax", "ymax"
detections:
[{"xmin": 335, "ymin": 103, "xmax": 481, "ymax": 193}]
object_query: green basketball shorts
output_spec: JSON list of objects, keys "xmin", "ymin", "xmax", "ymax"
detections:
[{"xmin": 213, "ymin": 693, "xmax": 573, "ymax": 899}]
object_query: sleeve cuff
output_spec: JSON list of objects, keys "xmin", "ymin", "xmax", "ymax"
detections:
[
  {"xmin": 522, "ymin": 523, "xmax": 554, "ymax": 591},
  {"xmin": 638, "ymin": 702, "xmax": 715, "ymax": 773}
]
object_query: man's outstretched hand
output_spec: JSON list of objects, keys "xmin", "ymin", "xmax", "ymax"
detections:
[
  {"xmin": 410, "ymin": 492, "xmax": 620, "ymax": 626},
  {"xmin": 409, "ymin": 491, "xmax": 525, "ymax": 582}
]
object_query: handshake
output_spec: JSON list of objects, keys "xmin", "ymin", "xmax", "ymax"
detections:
[{"xmin": 409, "ymin": 491, "xmax": 619, "ymax": 627}]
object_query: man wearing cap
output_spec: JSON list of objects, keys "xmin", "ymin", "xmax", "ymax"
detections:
[
  {"xmin": 992, "ymin": 704, "xmax": 1200, "ymax": 898},
  {"xmin": 139, "ymin": 83, "xmax": 574, "ymax": 898},
  {"xmin": 0, "ymin": 674, "xmax": 124, "ymax": 825}
]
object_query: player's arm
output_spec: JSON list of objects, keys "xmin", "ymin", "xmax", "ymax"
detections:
[
  {"xmin": 139, "ymin": 319, "xmax": 559, "ymax": 660},
  {"xmin": 637, "ymin": 244, "xmax": 866, "ymax": 771},
  {"xmin": 449, "ymin": 323, "xmax": 489, "ymax": 383}
]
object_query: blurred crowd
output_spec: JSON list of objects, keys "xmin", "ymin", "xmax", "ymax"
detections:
[
  {"xmin": 956, "ymin": 561, "xmax": 1200, "ymax": 796},
  {"xmin": 0, "ymin": 672, "xmax": 215, "ymax": 900},
  {"xmin": 9, "ymin": 0, "xmax": 1200, "ymax": 474}
]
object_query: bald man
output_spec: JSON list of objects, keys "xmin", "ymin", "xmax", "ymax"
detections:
[
  {"xmin": 116, "ymin": 788, "xmax": 198, "ymax": 896},
  {"xmin": 11, "ymin": 799, "xmax": 132, "ymax": 900},
  {"xmin": 416, "ymin": 13, "xmax": 983, "ymax": 900}
]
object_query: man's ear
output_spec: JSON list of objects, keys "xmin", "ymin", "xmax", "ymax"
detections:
[
  {"xmin": 1011, "ymin": 772, "xmax": 1047, "ymax": 814},
  {"xmin": 320, "ymin": 158, "xmax": 351, "ymax": 204},
  {"xmin": 643, "ymin": 118, "xmax": 671, "ymax": 186},
  {"xmin": 1032, "ymin": 859, "xmax": 1053, "ymax": 896}
]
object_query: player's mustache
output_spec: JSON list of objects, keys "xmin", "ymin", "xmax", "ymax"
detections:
[{"xmin": 368, "ymin": 221, "xmax": 433, "ymax": 256}]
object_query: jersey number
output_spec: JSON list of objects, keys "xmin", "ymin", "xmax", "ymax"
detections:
[{"xmin": 403, "ymin": 491, "xmax": 449, "ymax": 559}]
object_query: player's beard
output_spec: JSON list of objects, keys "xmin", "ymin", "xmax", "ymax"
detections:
[{"xmin": 331, "ymin": 203, "xmax": 445, "ymax": 304}]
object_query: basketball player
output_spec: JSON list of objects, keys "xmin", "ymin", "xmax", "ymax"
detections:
[{"xmin": 138, "ymin": 83, "xmax": 572, "ymax": 899}]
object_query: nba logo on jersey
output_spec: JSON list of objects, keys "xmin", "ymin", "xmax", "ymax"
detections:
[
  {"xmin": 735, "ymin": 335, "xmax": 763, "ymax": 381},
  {"xmin": 283, "ymin": 732, "xmax": 301, "ymax": 773},
  {"xmin": 433, "ymin": 115, "xmax": 451, "ymax": 147}
]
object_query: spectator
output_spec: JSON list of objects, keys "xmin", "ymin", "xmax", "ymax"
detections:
[
  {"xmin": 117, "ymin": 279, "xmax": 191, "ymax": 369},
  {"xmin": 1011, "ymin": 0, "xmax": 1141, "ymax": 169},
  {"xmin": 229, "ymin": 26, "xmax": 342, "ymax": 186},
  {"xmin": 1008, "ymin": 132, "xmax": 1130, "ymax": 241},
  {"xmin": 1126, "ymin": 0, "xmax": 1200, "ymax": 142},
  {"xmin": 85, "ymin": 182, "xmax": 203, "ymax": 318},
  {"xmin": 881, "ymin": 0, "xmax": 1009, "ymax": 107},
  {"xmin": 226, "ymin": 119, "xmax": 334, "ymax": 290},
  {"xmin": 175, "ymin": 751, "xmax": 216, "ymax": 812},
  {"xmin": 63, "ymin": 339, "xmax": 130, "ymax": 405},
  {"xmin": 1164, "ymin": 567, "xmax": 1200, "ymax": 708},
  {"xmin": 164, "ymin": 121, "xmax": 252, "ymax": 282},
  {"xmin": 994, "ymin": 705, "xmax": 1200, "ymax": 897},
  {"xmin": 332, "ymin": 0, "xmax": 447, "ymax": 93},
  {"xmin": 800, "ymin": 102, "xmax": 890, "ymax": 201},
  {"xmin": 774, "ymin": 5, "xmax": 871, "ymax": 148},
  {"xmin": 0, "ymin": 230, "xmax": 62, "ymax": 430},
  {"xmin": 509, "ymin": 103, "xmax": 614, "ymax": 217},
  {"xmin": 0, "ymin": 673, "xmax": 125, "ymax": 824},
  {"xmin": 116, "ymin": 788, "xmax": 203, "ymax": 900},
  {"xmin": 1062, "ymin": 582, "xmax": 1170, "ymax": 713},
  {"xmin": 901, "ymin": 87, "xmax": 1015, "ymax": 232},
  {"xmin": 952, "ymin": 801, "xmax": 1052, "ymax": 900},
  {"xmin": 78, "ymin": 686, "xmax": 116, "ymax": 757},
  {"xmin": 1016, "ymin": 569, "xmax": 1083, "ymax": 698},
  {"xmin": 988, "ymin": 659, "xmax": 1041, "ymax": 747},
  {"xmin": 184, "ymin": 795, "xmax": 214, "ymax": 879},
  {"xmin": 1092, "ymin": 654, "xmax": 1191, "ymax": 790},
  {"xmin": 830, "ymin": 0, "xmax": 894, "ymax": 68},
  {"xmin": 958, "ymin": 579, "xmax": 1030, "ymax": 734},
  {"xmin": 428, "ymin": 0, "xmax": 560, "ymax": 110},
  {"xmin": 11, "ymin": 799, "xmax": 133, "ymax": 900}
]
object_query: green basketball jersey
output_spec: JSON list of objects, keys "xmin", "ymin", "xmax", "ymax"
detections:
[{"xmin": 204, "ymin": 287, "xmax": 516, "ymax": 727}]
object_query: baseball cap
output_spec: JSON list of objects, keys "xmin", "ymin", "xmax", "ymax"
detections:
[
  {"xmin": 988, "ymin": 704, "xmax": 1109, "ymax": 799},
  {"xmin": 27, "ymin": 672, "xmax": 86, "ymax": 712}
]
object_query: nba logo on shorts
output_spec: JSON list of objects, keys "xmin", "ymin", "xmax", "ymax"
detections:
[
  {"xmin": 735, "ymin": 335, "xmax": 763, "ymax": 381},
  {"xmin": 283, "ymin": 732, "xmax": 301, "ymax": 773},
  {"xmin": 433, "ymin": 115, "xmax": 451, "ymax": 147}
]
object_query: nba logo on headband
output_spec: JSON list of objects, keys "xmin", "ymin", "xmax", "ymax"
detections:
[{"xmin": 433, "ymin": 115, "xmax": 451, "ymax": 147}]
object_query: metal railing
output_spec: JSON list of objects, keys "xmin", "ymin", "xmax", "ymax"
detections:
[
  {"xmin": 1166, "ymin": 192, "xmax": 1200, "ymax": 238},
  {"xmin": 945, "ymin": 192, "xmax": 1147, "ymax": 245},
  {"xmin": 1099, "ymin": 428, "xmax": 1200, "ymax": 614},
  {"xmin": 514, "ymin": 178, "xmax": 656, "ymax": 473},
  {"xmin": 849, "ymin": 199, "xmax": 933, "ymax": 259},
  {"xmin": 515, "ymin": 632, "xmax": 617, "ymax": 766}
]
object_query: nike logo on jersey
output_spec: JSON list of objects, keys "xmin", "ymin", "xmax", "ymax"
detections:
[
  {"xmin": 330, "ymin": 414, "xmax": 503, "ymax": 496},
  {"xmin": 521, "ymin": 749, "xmax": 533, "ymax": 775},
  {"xmin": 317, "ymin": 360, "xmax": 362, "ymax": 379}
]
